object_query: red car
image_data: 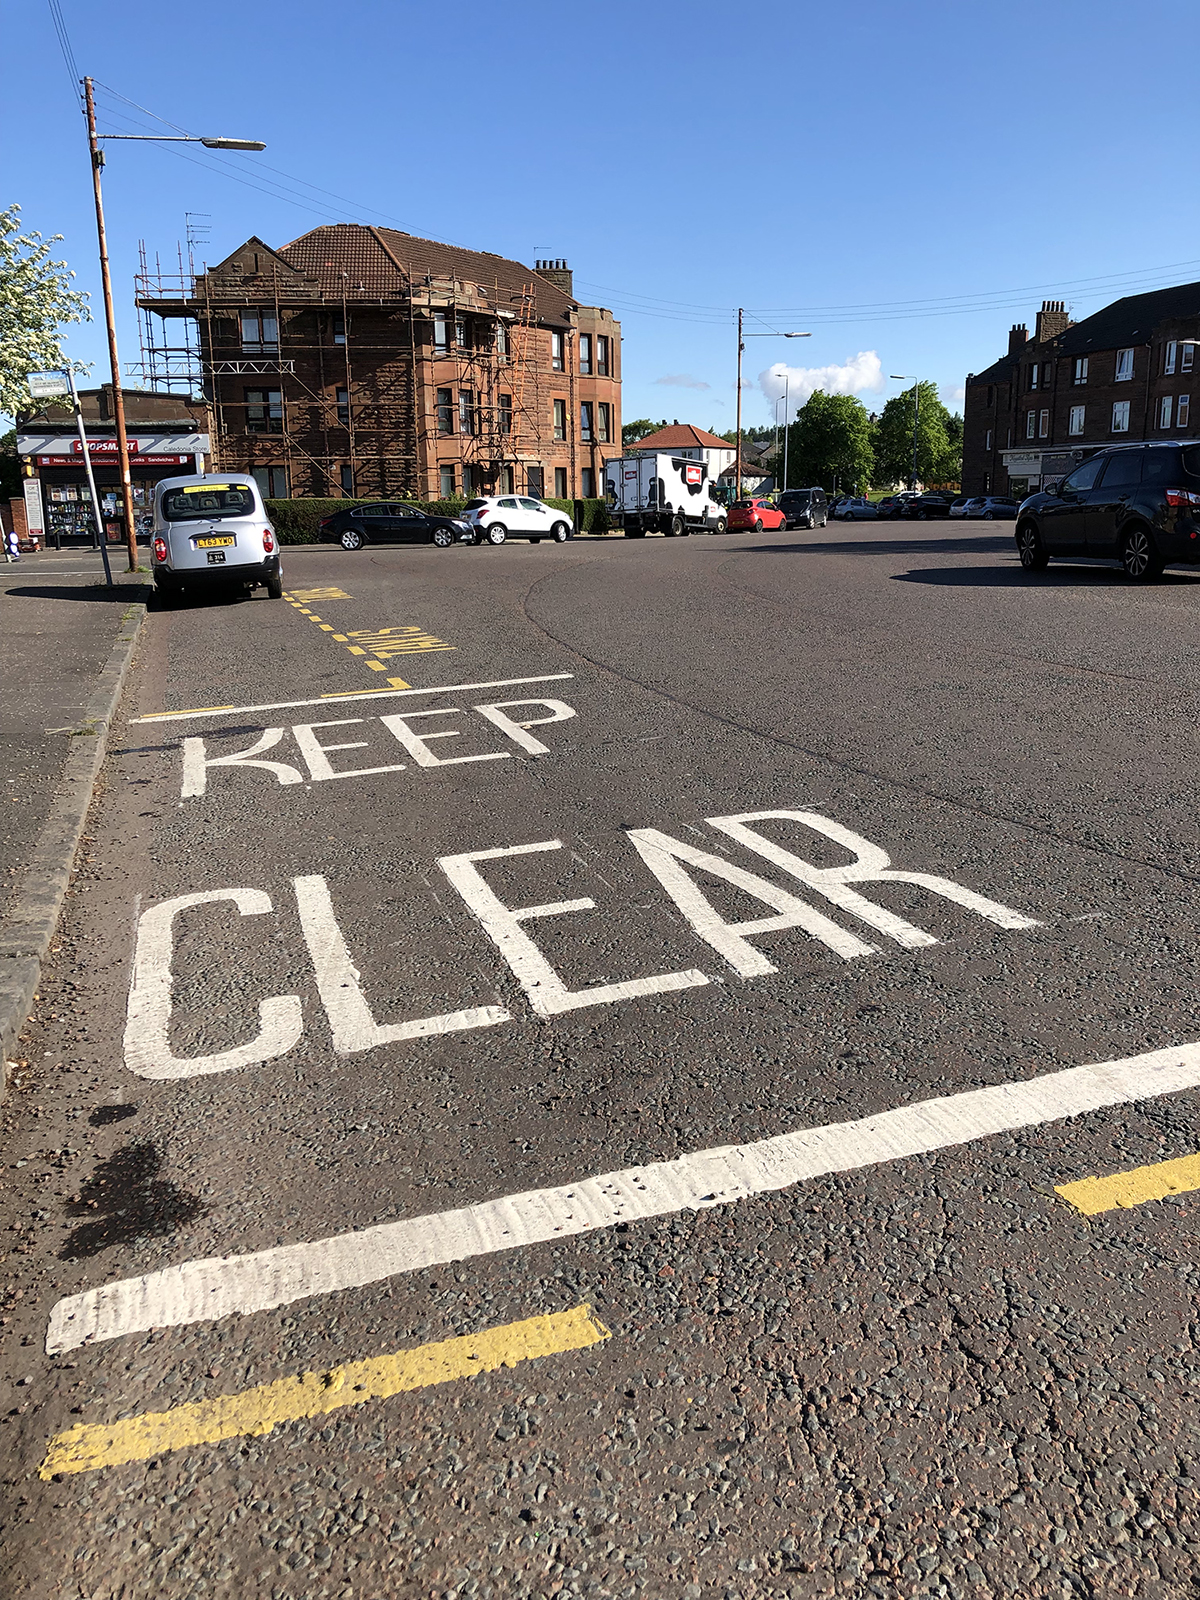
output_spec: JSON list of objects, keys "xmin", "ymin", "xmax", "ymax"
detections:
[{"xmin": 727, "ymin": 497, "xmax": 786, "ymax": 532}]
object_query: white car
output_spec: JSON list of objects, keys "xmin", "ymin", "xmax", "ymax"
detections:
[{"xmin": 461, "ymin": 496, "xmax": 574, "ymax": 545}]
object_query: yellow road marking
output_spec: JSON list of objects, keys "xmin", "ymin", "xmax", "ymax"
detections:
[
  {"xmin": 40, "ymin": 1305, "xmax": 609, "ymax": 1478},
  {"xmin": 1055, "ymin": 1151, "xmax": 1200, "ymax": 1215},
  {"xmin": 289, "ymin": 586, "xmax": 351, "ymax": 602},
  {"xmin": 319, "ymin": 623, "xmax": 334, "ymax": 631}
]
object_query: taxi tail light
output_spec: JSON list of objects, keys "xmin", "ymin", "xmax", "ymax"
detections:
[
  {"xmin": 1165, "ymin": 488, "xmax": 1200, "ymax": 507},
  {"xmin": 262, "ymin": 528, "xmax": 276, "ymax": 552},
  {"xmin": 152, "ymin": 536, "xmax": 168, "ymax": 562}
]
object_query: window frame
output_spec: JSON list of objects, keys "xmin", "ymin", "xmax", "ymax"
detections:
[
  {"xmin": 551, "ymin": 330, "xmax": 564, "ymax": 372},
  {"xmin": 596, "ymin": 335, "xmax": 609, "ymax": 376},
  {"xmin": 985, "ymin": 428, "xmax": 993, "ymax": 450},
  {"xmin": 1165, "ymin": 341, "xmax": 1178, "ymax": 375},
  {"xmin": 436, "ymin": 387, "xmax": 454, "ymax": 435},
  {"xmin": 597, "ymin": 402, "xmax": 610, "ymax": 443},
  {"xmin": 1183, "ymin": 344, "xmax": 1195, "ymax": 373},
  {"xmin": 1160, "ymin": 395, "xmax": 1174, "ymax": 429},
  {"xmin": 336, "ymin": 387, "xmax": 350, "ymax": 426},
  {"xmin": 1073, "ymin": 357, "xmax": 1088, "ymax": 385},
  {"xmin": 1178, "ymin": 394, "xmax": 1191, "ymax": 428},
  {"xmin": 332, "ymin": 313, "xmax": 346, "ymax": 346},
  {"xmin": 499, "ymin": 393, "xmax": 513, "ymax": 435},
  {"xmin": 552, "ymin": 398, "xmax": 567, "ymax": 441},
  {"xmin": 581, "ymin": 466, "xmax": 596, "ymax": 498},
  {"xmin": 1026, "ymin": 410, "xmax": 1037, "ymax": 440},
  {"xmin": 580, "ymin": 402, "xmax": 594, "ymax": 443},
  {"xmin": 1038, "ymin": 409, "xmax": 1049, "ymax": 439},
  {"xmin": 1111, "ymin": 399, "xmax": 1131, "ymax": 433},
  {"xmin": 1068, "ymin": 404, "xmax": 1085, "ymax": 436},
  {"xmin": 240, "ymin": 310, "xmax": 278, "ymax": 355},
  {"xmin": 458, "ymin": 389, "xmax": 475, "ymax": 436},
  {"xmin": 433, "ymin": 313, "xmax": 448, "ymax": 350},
  {"xmin": 340, "ymin": 464, "xmax": 354, "ymax": 496},
  {"xmin": 244, "ymin": 386, "xmax": 283, "ymax": 434},
  {"xmin": 1115, "ymin": 347, "xmax": 1135, "ymax": 382},
  {"xmin": 554, "ymin": 466, "xmax": 568, "ymax": 499},
  {"xmin": 579, "ymin": 333, "xmax": 592, "ymax": 375},
  {"xmin": 439, "ymin": 465, "xmax": 455, "ymax": 498}
]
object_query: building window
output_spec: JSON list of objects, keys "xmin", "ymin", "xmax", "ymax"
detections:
[
  {"xmin": 1026, "ymin": 410, "xmax": 1036, "ymax": 439},
  {"xmin": 579, "ymin": 334, "xmax": 592, "ymax": 375},
  {"xmin": 332, "ymin": 313, "xmax": 346, "ymax": 346},
  {"xmin": 1160, "ymin": 395, "xmax": 1174, "ymax": 428},
  {"xmin": 580, "ymin": 402, "xmax": 594, "ymax": 442},
  {"xmin": 340, "ymin": 464, "xmax": 354, "ymax": 495},
  {"xmin": 458, "ymin": 389, "xmax": 474, "ymax": 435},
  {"xmin": 240, "ymin": 310, "xmax": 278, "ymax": 354},
  {"xmin": 496, "ymin": 321, "xmax": 509, "ymax": 358},
  {"xmin": 1038, "ymin": 409, "xmax": 1049, "ymax": 439},
  {"xmin": 336, "ymin": 387, "xmax": 350, "ymax": 425},
  {"xmin": 245, "ymin": 388, "xmax": 283, "ymax": 433},
  {"xmin": 253, "ymin": 465, "xmax": 289, "ymax": 499},
  {"xmin": 502, "ymin": 465, "xmax": 515, "ymax": 493},
  {"xmin": 1178, "ymin": 395, "xmax": 1191, "ymax": 428},
  {"xmin": 552, "ymin": 399, "xmax": 566, "ymax": 441},
  {"xmin": 439, "ymin": 465, "xmax": 455, "ymax": 498},
  {"xmin": 1073, "ymin": 357, "xmax": 1088, "ymax": 384},
  {"xmin": 597, "ymin": 335, "xmax": 609, "ymax": 376},
  {"xmin": 1165, "ymin": 341, "xmax": 1178, "ymax": 375},
  {"xmin": 551, "ymin": 330, "xmax": 564, "ymax": 372},
  {"xmin": 581, "ymin": 467, "xmax": 595, "ymax": 498},
  {"xmin": 434, "ymin": 313, "xmax": 448, "ymax": 349},
  {"xmin": 985, "ymin": 428, "xmax": 993, "ymax": 450},
  {"xmin": 455, "ymin": 317, "xmax": 467, "ymax": 347},
  {"xmin": 462, "ymin": 465, "xmax": 474, "ymax": 496},
  {"xmin": 1069, "ymin": 405, "xmax": 1085, "ymax": 435},
  {"xmin": 1183, "ymin": 344, "xmax": 1196, "ymax": 373},
  {"xmin": 437, "ymin": 388, "xmax": 454, "ymax": 434},
  {"xmin": 527, "ymin": 466, "xmax": 544, "ymax": 497},
  {"xmin": 1028, "ymin": 364, "xmax": 1039, "ymax": 390},
  {"xmin": 985, "ymin": 385, "xmax": 994, "ymax": 406},
  {"xmin": 499, "ymin": 394, "xmax": 513, "ymax": 434},
  {"xmin": 1115, "ymin": 348, "xmax": 1134, "ymax": 382},
  {"xmin": 597, "ymin": 403, "xmax": 610, "ymax": 443},
  {"xmin": 1112, "ymin": 400, "xmax": 1131, "ymax": 432},
  {"xmin": 554, "ymin": 467, "xmax": 568, "ymax": 498},
  {"xmin": 1041, "ymin": 361, "xmax": 1052, "ymax": 388}
]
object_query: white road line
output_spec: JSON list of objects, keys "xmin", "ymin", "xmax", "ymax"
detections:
[
  {"xmin": 131, "ymin": 674, "xmax": 575, "ymax": 724},
  {"xmin": 46, "ymin": 1037, "xmax": 1200, "ymax": 1353}
]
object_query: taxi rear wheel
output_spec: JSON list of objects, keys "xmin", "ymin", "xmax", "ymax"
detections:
[{"xmin": 266, "ymin": 573, "xmax": 284, "ymax": 599}]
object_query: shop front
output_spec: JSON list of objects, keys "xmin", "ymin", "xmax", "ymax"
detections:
[{"xmin": 17, "ymin": 431, "xmax": 210, "ymax": 546}]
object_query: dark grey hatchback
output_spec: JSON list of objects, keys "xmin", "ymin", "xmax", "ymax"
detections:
[{"xmin": 1015, "ymin": 441, "xmax": 1200, "ymax": 581}]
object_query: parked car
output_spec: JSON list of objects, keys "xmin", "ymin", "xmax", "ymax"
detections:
[
  {"xmin": 320, "ymin": 501, "xmax": 473, "ymax": 550},
  {"xmin": 947, "ymin": 495, "xmax": 974, "ymax": 518},
  {"xmin": 1014, "ymin": 441, "xmax": 1200, "ymax": 582},
  {"xmin": 460, "ymin": 496, "xmax": 574, "ymax": 545},
  {"xmin": 151, "ymin": 473, "xmax": 283, "ymax": 600},
  {"xmin": 727, "ymin": 497, "xmax": 787, "ymax": 532},
  {"xmin": 777, "ymin": 487, "xmax": 828, "ymax": 529},
  {"xmin": 833, "ymin": 497, "xmax": 879, "ymax": 520},
  {"xmin": 876, "ymin": 492, "xmax": 921, "ymax": 519},
  {"xmin": 903, "ymin": 492, "xmax": 958, "ymax": 520},
  {"xmin": 974, "ymin": 496, "xmax": 1020, "ymax": 520}
]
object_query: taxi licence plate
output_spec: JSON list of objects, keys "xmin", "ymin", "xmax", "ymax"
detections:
[{"xmin": 196, "ymin": 536, "xmax": 234, "ymax": 548}]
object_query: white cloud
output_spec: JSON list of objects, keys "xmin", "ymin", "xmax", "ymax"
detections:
[
  {"xmin": 948, "ymin": 385, "xmax": 966, "ymax": 407},
  {"xmin": 759, "ymin": 351, "xmax": 885, "ymax": 418},
  {"xmin": 654, "ymin": 373, "xmax": 711, "ymax": 390}
]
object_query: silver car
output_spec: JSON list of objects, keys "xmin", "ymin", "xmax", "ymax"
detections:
[
  {"xmin": 152, "ymin": 474, "xmax": 284, "ymax": 600},
  {"xmin": 833, "ymin": 497, "xmax": 879, "ymax": 520}
]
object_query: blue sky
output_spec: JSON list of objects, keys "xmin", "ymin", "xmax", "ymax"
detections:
[{"xmin": 6, "ymin": 0, "xmax": 1199, "ymax": 433}]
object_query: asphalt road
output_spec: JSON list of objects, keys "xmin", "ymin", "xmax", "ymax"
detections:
[{"xmin": 4, "ymin": 519, "xmax": 1200, "ymax": 1599}]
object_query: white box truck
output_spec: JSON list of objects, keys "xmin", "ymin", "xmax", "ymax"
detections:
[{"xmin": 604, "ymin": 454, "xmax": 728, "ymax": 538}]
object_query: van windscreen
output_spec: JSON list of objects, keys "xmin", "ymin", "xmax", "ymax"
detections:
[{"xmin": 162, "ymin": 485, "xmax": 255, "ymax": 521}]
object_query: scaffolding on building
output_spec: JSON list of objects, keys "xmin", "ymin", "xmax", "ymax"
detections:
[{"xmin": 134, "ymin": 242, "xmax": 550, "ymax": 499}]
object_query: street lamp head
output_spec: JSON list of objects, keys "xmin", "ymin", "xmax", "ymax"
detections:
[
  {"xmin": 783, "ymin": 332, "xmax": 812, "ymax": 338},
  {"xmin": 201, "ymin": 137, "xmax": 267, "ymax": 150}
]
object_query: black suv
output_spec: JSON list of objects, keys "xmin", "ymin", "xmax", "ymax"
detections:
[
  {"xmin": 778, "ymin": 487, "xmax": 828, "ymax": 529},
  {"xmin": 902, "ymin": 492, "xmax": 957, "ymax": 520},
  {"xmin": 1015, "ymin": 441, "xmax": 1200, "ymax": 581},
  {"xmin": 319, "ymin": 501, "xmax": 472, "ymax": 551}
]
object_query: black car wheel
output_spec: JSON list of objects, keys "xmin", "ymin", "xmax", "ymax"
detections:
[
  {"xmin": 485, "ymin": 524, "xmax": 507, "ymax": 545},
  {"xmin": 1122, "ymin": 526, "xmax": 1164, "ymax": 582},
  {"xmin": 340, "ymin": 527, "xmax": 364, "ymax": 551},
  {"xmin": 753, "ymin": 518, "xmax": 763, "ymax": 532},
  {"xmin": 1016, "ymin": 523, "xmax": 1049, "ymax": 571},
  {"xmin": 983, "ymin": 511, "xmax": 996, "ymax": 520},
  {"xmin": 432, "ymin": 527, "xmax": 454, "ymax": 548},
  {"xmin": 714, "ymin": 517, "xmax": 727, "ymax": 534}
]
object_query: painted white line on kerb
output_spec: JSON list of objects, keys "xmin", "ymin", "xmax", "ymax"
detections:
[
  {"xmin": 46, "ymin": 1038, "xmax": 1200, "ymax": 1354},
  {"xmin": 131, "ymin": 674, "xmax": 575, "ymax": 725}
]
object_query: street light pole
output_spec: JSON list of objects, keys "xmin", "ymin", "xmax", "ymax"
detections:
[
  {"xmin": 890, "ymin": 374, "xmax": 920, "ymax": 490},
  {"xmin": 782, "ymin": 372, "xmax": 790, "ymax": 493},
  {"xmin": 79, "ymin": 79, "xmax": 266, "ymax": 574},
  {"xmin": 736, "ymin": 315, "xmax": 811, "ymax": 500},
  {"xmin": 83, "ymin": 77, "xmax": 138, "ymax": 574}
]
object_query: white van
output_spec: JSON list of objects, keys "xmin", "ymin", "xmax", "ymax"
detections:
[
  {"xmin": 151, "ymin": 473, "xmax": 284, "ymax": 600},
  {"xmin": 604, "ymin": 454, "xmax": 727, "ymax": 537}
]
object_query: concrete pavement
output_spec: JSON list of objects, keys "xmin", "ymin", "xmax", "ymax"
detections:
[{"xmin": 3, "ymin": 522, "xmax": 1200, "ymax": 1598}]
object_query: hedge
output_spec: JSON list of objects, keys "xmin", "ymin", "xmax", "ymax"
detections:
[{"xmin": 266, "ymin": 495, "xmax": 611, "ymax": 543}]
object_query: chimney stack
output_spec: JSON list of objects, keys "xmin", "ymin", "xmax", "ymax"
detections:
[
  {"xmin": 534, "ymin": 258, "xmax": 573, "ymax": 297},
  {"xmin": 1008, "ymin": 323, "xmax": 1030, "ymax": 355},
  {"xmin": 1035, "ymin": 299, "xmax": 1070, "ymax": 343}
]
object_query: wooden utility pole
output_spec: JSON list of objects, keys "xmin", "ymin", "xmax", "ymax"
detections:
[{"xmin": 83, "ymin": 78, "xmax": 139, "ymax": 573}]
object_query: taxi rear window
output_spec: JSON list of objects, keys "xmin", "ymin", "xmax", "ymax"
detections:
[{"xmin": 162, "ymin": 486, "xmax": 255, "ymax": 521}]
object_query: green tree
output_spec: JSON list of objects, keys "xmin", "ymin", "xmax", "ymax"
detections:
[
  {"xmin": 0, "ymin": 205, "xmax": 91, "ymax": 421},
  {"xmin": 780, "ymin": 390, "xmax": 875, "ymax": 494},
  {"xmin": 621, "ymin": 417, "xmax": 667, "ymax": 447},
  {"xmin": 872, "ymin": 381, "xmax": 961, "ymax": 488}
]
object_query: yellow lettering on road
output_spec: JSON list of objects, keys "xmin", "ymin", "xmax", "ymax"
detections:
[
  {"xmin": 1056, "ymin": 1151, "xmax": 1200, "ymax": 1215},
  {"xmin": 40, "ymin": 1304, "xmax": 609, "ymax": 1478}
]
